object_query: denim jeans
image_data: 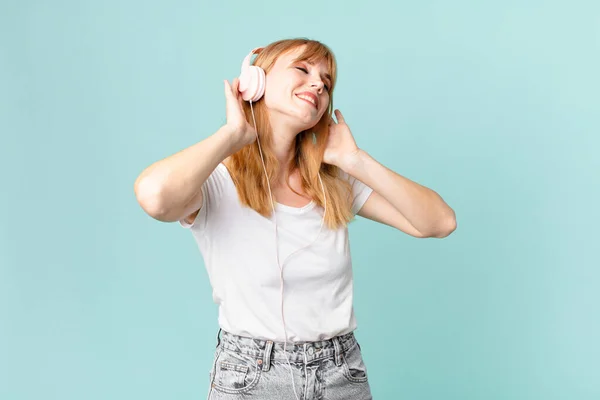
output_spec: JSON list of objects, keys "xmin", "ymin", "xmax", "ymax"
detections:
[{"xmin": 206, "ymin": 329, "xmax": 373, "ymax": 399}]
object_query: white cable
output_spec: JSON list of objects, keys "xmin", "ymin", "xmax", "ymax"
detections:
[
  {"xmin": 249, "ymin": 100, "xmax": 326, "ymax": 400},
  {"xmin": 303, "ymin": 343, "xmax": 309, "ymax": 400}
]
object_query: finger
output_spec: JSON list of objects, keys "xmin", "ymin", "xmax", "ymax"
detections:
[
  {"xmin": 334, "ymin": 109, "xmax": 345, "ymax": 124},
  {"xmin": 225, "ymin": 79, "xmax": 241, "ymax": 104},
  {"xmin": 224, "ymin": 80, "xmax": 234, "ymax": 99}
]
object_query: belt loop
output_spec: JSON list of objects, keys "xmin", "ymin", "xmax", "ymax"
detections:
[
  {"xmin": 215, "ymin": 328, "xmax": 222, "ymax": 348},
  {"xmin": 262, "ymin": 340, "xmax": 273, "ymax": 371},
  {"xmin": 332, "ymin": 336, "xmax": 343, "ymax": 367}
]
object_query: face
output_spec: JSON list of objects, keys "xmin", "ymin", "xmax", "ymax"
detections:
[{"xmin": 263, "ymin": 46, "xmax": 333, "ymax": 131}]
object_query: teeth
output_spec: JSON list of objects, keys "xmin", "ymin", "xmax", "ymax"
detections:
[{"xmin": 297, "ymin": 94, "xmax": 316, "ymax": 107}]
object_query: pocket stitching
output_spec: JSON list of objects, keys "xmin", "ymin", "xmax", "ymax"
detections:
[
  {"xmin": 213, "ymin": 358, "xmax": 262, "ymax": 394},
  {"xmin": 341, "ymin": 343, "xmax": 369, "ymax": 384},
  {"xmin": 220, "ymin": 361, "xmax": 250, "ymax": 373}
]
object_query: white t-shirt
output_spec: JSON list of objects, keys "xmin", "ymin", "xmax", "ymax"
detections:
[{"xmin": 179, "ymin": 163, "xmax": 373, "ymax": 342}]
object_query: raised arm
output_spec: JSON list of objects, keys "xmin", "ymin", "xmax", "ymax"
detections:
[{"xmin": 134, "ymin": 79, "xmax": 256, "ymax": 222}]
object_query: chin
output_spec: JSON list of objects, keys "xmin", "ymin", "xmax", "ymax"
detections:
[
  {"xmin": 268, "ymin": 103, "xmax": 323, "ymax": 131},
  {"xmin": 292, "ymin": 104, "xmax": 325, "ymax": 127},
  {"xmin": 295, "ymin": 111, "xmax": 320, "ymax": 127}
]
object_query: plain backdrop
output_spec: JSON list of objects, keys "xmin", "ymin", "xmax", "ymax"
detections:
[{"xmin": 1, "ymin": 0, "xmax": 599, "ymax": 399}]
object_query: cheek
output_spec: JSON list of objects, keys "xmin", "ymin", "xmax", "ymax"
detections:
[
  {"xmin": 263, "ymin": 78, "xmax": 287, "ymax": 104},
  {"xmin": 319, "ymin": 96, "xmax": 330, "ymax": 113},
  {"xmin": 263, "ymin": 87, "xmax": 279, "ymax": 109}
]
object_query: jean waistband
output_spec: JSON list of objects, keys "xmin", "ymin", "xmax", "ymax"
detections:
[{"xmin": 216, "ymin": 329, "xmax": 358, "ymax": 369}]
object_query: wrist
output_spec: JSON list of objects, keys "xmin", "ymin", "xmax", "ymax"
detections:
[
  {"xmin": 217, "ymin": 125, "xmax": 244, "ymax": 154},
  {"xmin": 339, "ymin": 148, "xmax": 367, "ymax": 175}
]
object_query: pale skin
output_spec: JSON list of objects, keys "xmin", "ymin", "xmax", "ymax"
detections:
[
  {"xmin": 134, "ymin": 45, "xmax": 456, "ymax": 238},
  {"xmin": 326, "ymin": 109, "xmax": 456, "ymax": 238},
  {"xmin": 198, "ymin": 46, "xmax": 455, "ymax": 238}
]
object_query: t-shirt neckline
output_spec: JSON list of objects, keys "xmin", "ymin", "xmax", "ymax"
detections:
[
  {"xmin": 274, "ymin": 200, "xmax": 316, "ymax": 214},
  {"xmin": 219, "ymin": 163, "xmax": 318, "ymax": 215}
]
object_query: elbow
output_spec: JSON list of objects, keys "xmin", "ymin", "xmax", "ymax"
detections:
[
  {"xmin": 134, "ymin": 176, "xmax": 168, "ymax": 221},
  {"xmin": 424, "ymin": 210, "xmax": 457, "ymax": 239},
  {"xmin": 432, "ymin": 212, "xmax": 457, "ymax": 238}
]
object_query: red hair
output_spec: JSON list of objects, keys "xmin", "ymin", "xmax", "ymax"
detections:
[{"xmin": 225, "ymin": 38, "xmax": 355, "ymax": 229}]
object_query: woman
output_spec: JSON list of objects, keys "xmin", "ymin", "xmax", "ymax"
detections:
[{"xmin": 134, "ymin": 38, "xmax": 456, "ymax": 400}]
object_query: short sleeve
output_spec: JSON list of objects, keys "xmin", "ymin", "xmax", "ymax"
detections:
[
  {"xmin": 338, "ymin": 169, "xmax": 374, "ymax": 215},
  {"xmin": 179, "ymin": 163, "xmax": 229, "ymax": 230}
]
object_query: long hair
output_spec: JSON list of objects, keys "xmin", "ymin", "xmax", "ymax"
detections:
[{"xmin": 225, "ymin": 38, "xmax": 355, "ymax": 230}]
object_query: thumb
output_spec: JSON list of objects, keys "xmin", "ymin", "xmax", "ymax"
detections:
[{"xmin": 232, "ymin": 77, "xmax": 240, "ymax": 94}]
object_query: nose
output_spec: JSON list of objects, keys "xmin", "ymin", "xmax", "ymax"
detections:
[{"xmin": 311, "ymin": 80, "xmax": 324, "ymax": 94}]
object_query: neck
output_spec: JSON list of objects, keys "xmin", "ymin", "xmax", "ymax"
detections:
[{"xmin": 268, "ymin": 117, "xmax": 302, "ymax": 182}]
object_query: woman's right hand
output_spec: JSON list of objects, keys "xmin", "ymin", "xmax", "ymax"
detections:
[{"xmin": 223, "ymin": 78, "xmax": 257, "ymax": 147}]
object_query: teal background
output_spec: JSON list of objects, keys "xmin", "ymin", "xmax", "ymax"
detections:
[{"xmin": 1, "ymin": 0, "xmax": 599, "ymax": 399}]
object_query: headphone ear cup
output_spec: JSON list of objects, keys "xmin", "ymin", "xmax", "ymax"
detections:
[
  {"xmin": 240, "ymin": 66, "xmax": 265, "ymax": 102},
  {"xmin": 238, "ymin": 48, "xmax": 266, "ymax": 102},
  {"xmin": 249, "ymin": 66, "xmax": 265, "ymax": 102}
]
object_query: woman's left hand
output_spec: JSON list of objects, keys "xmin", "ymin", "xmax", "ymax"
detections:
[{"xmin": 323, "ymin": 109, "xmax": 361, "ymax": 171}]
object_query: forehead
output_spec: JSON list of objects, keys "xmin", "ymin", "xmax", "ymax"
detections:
[{"xmin": 276, "ymin": 45, "xmax": 330, "ymax": 70}]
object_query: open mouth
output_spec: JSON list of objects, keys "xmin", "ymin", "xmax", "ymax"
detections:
[{"xmin": 295, "ymin": 93, "xmax": 318, "ymax": 109}]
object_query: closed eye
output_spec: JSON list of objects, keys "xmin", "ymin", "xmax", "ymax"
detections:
[{"xmin": 295, "ymin": 66, "xmax": 330, "ymax": 92}]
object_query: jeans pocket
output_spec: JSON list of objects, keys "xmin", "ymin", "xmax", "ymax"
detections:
[
  {"xmin": 211, "ymin": 348, "xmax": 262, "ymax": 394},
  {"xmin": 341, "ymin": 342, "xmax": 369, "ymax": 383}
]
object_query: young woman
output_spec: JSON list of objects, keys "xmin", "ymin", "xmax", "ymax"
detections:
[{"xmin": 134, "ymin": 38, "xmax": 456, "ymax": 400}]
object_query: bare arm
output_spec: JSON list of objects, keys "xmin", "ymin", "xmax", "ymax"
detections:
[
  {"xmin": 325, "ymin": 109, "xmax": 456, "ymax": 238},
  {"xmin": 349, "ymin": 149, "xmax": 456, "ymax": 238},
  {"xmin": 134, "ymin": 78, "xmax": 256, "ymax": 222},
  {"xmin": 134, "ymin": 125, "xmax": 242, "ymax": 222}
]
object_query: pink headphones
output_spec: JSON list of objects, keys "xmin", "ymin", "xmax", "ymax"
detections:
[{"xmin": 238, "ymin": 47, "xmax": 266, "ymax": 102}]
